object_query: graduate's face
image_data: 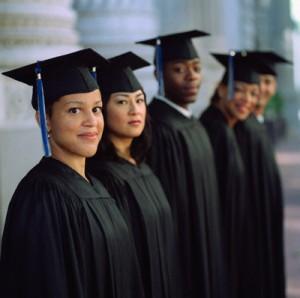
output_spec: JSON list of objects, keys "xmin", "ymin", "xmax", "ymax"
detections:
[
  {"xmin": 258, "ymin": 74, "xmax": 277, "ymax": 106},
  {"xmin": 46, "ymin": 89, "xmax": 104, "ymax": 159},
  {"xmin": 162, "ymin": 58, "xmax": 202, "ymax": 108},
  {"xmin": 219, "ymin": 81, "xmax": 260, "ymax": 122},
  {"xmin": 105, "ymin": 90, "xmax": 146, "ymax": 140}
]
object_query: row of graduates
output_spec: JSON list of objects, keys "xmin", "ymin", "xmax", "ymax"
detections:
[{"xmin": 0, "ymin": 29, "xmax": 289, "ymax": 298}]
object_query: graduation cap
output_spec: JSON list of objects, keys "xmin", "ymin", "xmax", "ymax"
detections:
[
  {"xmin": 136, "ymin": 30, "xmax": 209, "ymax": 96},
  {"xmin": 212, "ymin": 51, "xmax": 262, "ymax": 99},
  {"xmin": 136, "ymin": 30, "xmax": 209, "ymax": 62},
  {"xmin": 96, "ymin": 51, "xmax": 150, "ymax": 100},
  {"xmin": 244, "ymin": 51, "xmax": 292, "ymax": 76},
  {"xmin": 2, "ymin": 48, "xmax": 109, "ymax": 156}
]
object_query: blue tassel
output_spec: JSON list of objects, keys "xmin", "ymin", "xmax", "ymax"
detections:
[
  {"xmin": 91, "ymin": 66, "xmax": 97, "ymax": 80},
  {"xmin": 35, "ymin": 62, "xmax": 51, "ymax": 157},
  {"xmin": 227, "ymin": 50, "xmax": 235, "ymax": 100},
  {"xmin": 155, "ymin": 39, "xmax": 165, "ymax": 96}
]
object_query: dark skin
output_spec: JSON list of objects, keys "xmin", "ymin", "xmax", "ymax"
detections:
[{"xmin": 155, "ymin": 58, "xmax": 202, "ymax": 110}]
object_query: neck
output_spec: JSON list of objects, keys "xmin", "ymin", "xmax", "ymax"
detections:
[
  {"xmin": 51, "ymin": 150, "xmax": 87, "ymax": 180},
  {"xmin": 214, "ymin": 102, "xmax": 238, "ymax": 128},
  {"xmin": 163, "ymin": 94, "xmax": 189, "ymax": 110},
  {"xmin": 109, "ymin": 135, "xmax": 136, "ymax": 165}
]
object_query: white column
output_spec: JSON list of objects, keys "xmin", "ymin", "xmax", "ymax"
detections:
[
  {"xmin": 0, "ymin": 0, "xmax": 80, "ymax": 234},
  {"xmin": 74, "ymin": 0, "xmax": 159, "ymax": 100}
]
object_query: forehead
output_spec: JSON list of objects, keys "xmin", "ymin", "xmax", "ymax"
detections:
[
  {"xmin": 235, "ymin": 81, "xmax": 259, "ymax": 88},
  {"xmin": 166, "ymin": 58, "xmax": 201, "ymax": 66},
  {"xmin": 259, "ymin": 74, "xmax": 276, "ymax": 80},
  {"xmin": 110, "ymin": 89, "xmax": 144, "ymax": 97}
]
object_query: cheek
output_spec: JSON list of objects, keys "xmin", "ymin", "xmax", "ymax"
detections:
[
  {"xmin": 50, "ymin": 116, "xmax": 75, "ymax": 137},
  {"xmin": 165, "ymin": 73, "xmax": 183, "ymax": 88},
  {"xmin": 96, "ymin": 114, "xmax": 104, "ymax": 134},
  {"xmin": 106, "ymin": 108, "xmax": 127, "ymax": 131}
]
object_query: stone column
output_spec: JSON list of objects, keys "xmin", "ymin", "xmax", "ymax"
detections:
[
  {"xmin": 73, "ymin": 0, "xmax": 159, "ymax": 99},
  {"xmin": 0, "ymin": 0, "xmax": 80, "ymax": 234}
]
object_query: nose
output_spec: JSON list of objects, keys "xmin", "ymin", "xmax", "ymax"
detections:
[
  {"xmin": 128, "ymin": 101, "xmax": 139, "ymax": 114},
  {"xmin": 83, "ymin": 110, "xmax": 98, "ymax": 126},
  {"xmin": 242, "ymin": 91, "xmax": 254, "ymax": 106},
  {"xmin": 186, "ymin": 67, "xmax": 199, "ymax": 81}
]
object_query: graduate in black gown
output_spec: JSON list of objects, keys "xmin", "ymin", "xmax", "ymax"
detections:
[
  {"xmin": 200, "ymin": 52, "xmax": 261, "ymax": 298},
  {"xmin": 137, "ymin": 31, "xmax": 228, "ymax": 298},
  {"xmin": 87, "ymin": 52, "xmax": 180, "ymax": 298},
  {"xmin": 233, "ymin": 51, "xmax": 290, "ymax": 298},
  {"xmin": 0, "ymin": 49, "xmax": 145, "ymax": 298}
]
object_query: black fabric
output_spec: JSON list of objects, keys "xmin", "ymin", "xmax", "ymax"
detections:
[
  {"xmin": 212, "ymin": 53, "xmax": 260, "ymax": 84},
  {"xmin": 200, "ymin": 105, "xmax": 248, "ymax": 298},
  {"xmin": 147, "ymin": 98, "xmax": 228, "ymax": 298},
  {"xmin": 86, "ymin": 159, "xmax": 181, "ymax": 298},
  {"xmin": 246, "ymin": 51, "xmax": 292, "ymax": 76},
  {"xmin": 97, "ymin": 52, "xmax": 150, "ymax": 99},
  {"xmin": 2, "ymin": 48, "xmax": 107, "ymax": 109},
  {"xmin": 0, "ymin": 157, "xmax": 144, "ymax": 298},
  {"xmin": 136, "ymin": 30, "xmax": 209, "ymax": 62},
  {"xmin": 234, "ymin": 115, "xmax": 286, "ymax": 298}
]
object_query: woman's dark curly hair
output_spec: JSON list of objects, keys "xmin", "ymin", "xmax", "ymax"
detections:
[{"xmin": 93, "ymin": 91, "xmax": 152, "ymax": 165}]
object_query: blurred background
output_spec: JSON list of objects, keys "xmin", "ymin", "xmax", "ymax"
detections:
[{"xmin": 0, "ymin": 0, "xmax": 299, "ymax": 296}]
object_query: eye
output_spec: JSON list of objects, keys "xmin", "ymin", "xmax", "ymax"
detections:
[
  {"xmin": 173, "ymin": 66, "xmax": 185, "ymax": 74},
  {"xmin": 234, "ymin": 86, "xmax": 243, "ymax": 93},
  {"xmin": 93, "ymin": 106, "xmax": 102, "ymax": 113},
  {"xmin": 116, "ymin": 99, "xmax": 128, "ymax": 105},
  {"xmin": 136, "ymin": 97, "xmax": 145, "ymax": 104},
  {"xmin": 68, "ymin": 107, "xmax": 80, "ymax": 114},
  {"xmin": 193, "ymin": 65, "xmax": 201, "ymax": 73}
]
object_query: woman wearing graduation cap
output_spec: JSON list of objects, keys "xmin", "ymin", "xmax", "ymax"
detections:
[
  {"xmin": 86, "ymin": 52, "xmax": 181, "ymax": 298},
  {"xmin": 233, "ymin": 51, "xmax": 289, "ymax": 298},
  {"xmin": 0, "ymin": 49, "xmax": 145, "ymax": 298},
  {"xmin": 137, "ymin": 31, "xmax": 228, "ymax": 298},
  {"xmin": 200, "ymin": 52, "xmax": 261, "ymax": 298}
]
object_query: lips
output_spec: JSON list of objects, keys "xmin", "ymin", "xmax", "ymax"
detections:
[
  {"xmin": 235, "ymin": 103, "xmax": 249, "ymax": 115},
  {"xmin": 183, "ymin": 86, "xmax": 199, "ymax": 95},
  {"xmin": 78, "ymin": 132, "xmax": 99, "ymax": 140},
  {"xmin": 128, "ymin": 120, "xmax": 142, "ymax": 126}
]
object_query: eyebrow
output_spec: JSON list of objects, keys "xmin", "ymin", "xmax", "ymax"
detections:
[
  {"xmin": 114, "ymin": 91, "xmax": 144, "ymax": 97},
  {"xmin": 64, "ymin": 100, "xmax": 102, "ymax": 106}
]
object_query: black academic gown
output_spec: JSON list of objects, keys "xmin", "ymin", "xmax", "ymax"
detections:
[
  {"xmin": 234, "ymin": 115, "xmax": 285, "ymax": 298},
  {"xmin": 147, "ymin": 98, "xmax": 228, "ymax": 298},
  {"xmin": 87, "ymin": 158, "xmax": 180, "ymax": 298},
  {"xmin": 0, "ymin": 157, "xmax": 144, "ymax": 298},
  {"xmin": 200, "ymin": 105, "xmax": 248, "ymax": 298}
]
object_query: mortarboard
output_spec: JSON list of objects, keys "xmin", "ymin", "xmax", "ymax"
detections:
[
  {"xmin": 136, "ymin": 30, "xmax": 210, "ymax": 62},
  {"xmin": 96, "ymin": 51, "xmax": 150, "ymax": 99},
  {"xmin": 136, "ymin": 30, "xmax": 209, "ymax": 96},
  {"xmin": 2, "ymin": 48, "xmax": 109, "ymax": 156},
  {"xmin": 244, "ymin": 51, "xmax": 292, "ymax": 76},
  {"xmin": 212, "ymin": 51, "xmax": 262, "ymax": 99},
  {"xmin": 2, "ymin": 48, "xmax": 108, "ymax": 110}
]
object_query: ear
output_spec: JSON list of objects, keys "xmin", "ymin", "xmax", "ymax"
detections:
[
  {"xmin": 217, "ymin": 84, "xmax": 227, "ymax": 100},
  {"xmin": 35, "ymin": 111, "xmax": 51, "ymax": 132}
]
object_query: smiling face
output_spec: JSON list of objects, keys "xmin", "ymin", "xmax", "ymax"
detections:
[
  {"xmin": 162, "ymin": 58, "xmax": 202, "ymax": 108},
  {"xmin": 255, "ymin": 74, "xmax": 277, "ymax": 114},
  {"xmin": 46, "ymin": 89, "xmax": 104, "ymax": 161},
  {"xmin": 105, "ymin": 90, "xmax": 146, "ymax": 142},
  {"xmin": 217, "ymin": 81, "xmax": 260, "ymax": 126}
]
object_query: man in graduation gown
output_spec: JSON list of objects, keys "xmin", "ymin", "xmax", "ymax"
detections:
[
  {"xmin": 137, "ymin": 31, "xmax": 228, "ymax": 298},
  {"xmin": 234, "ymin": 51, "xmax": 291, "ymax": 298}
]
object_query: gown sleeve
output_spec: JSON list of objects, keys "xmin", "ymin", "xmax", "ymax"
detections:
[{"xmin": 0, "ymin": 177, "xmax": 70, "ymax": 298}]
